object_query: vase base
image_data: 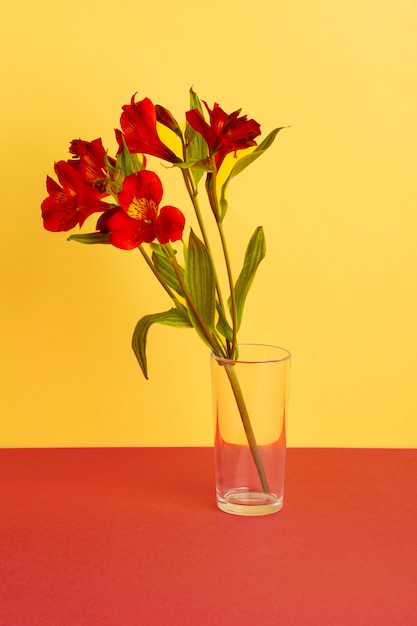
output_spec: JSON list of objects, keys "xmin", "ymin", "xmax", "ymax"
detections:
[{"xmin": 217, "ymin": 490, "xmax": 283, "ymax": 516}]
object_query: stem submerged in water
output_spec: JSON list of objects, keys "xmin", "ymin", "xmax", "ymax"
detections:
[{"xmin": 223, "ymin": 362, "xmax": 271, "ymax": 494}]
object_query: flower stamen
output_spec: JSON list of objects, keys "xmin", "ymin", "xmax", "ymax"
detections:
[{"xmin": 126, "ymin": 197, "xmax": 157, "ymax": 220}]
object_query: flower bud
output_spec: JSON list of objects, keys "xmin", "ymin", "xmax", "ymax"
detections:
[{"xmin": 155, "ymin": 105, "xmax": 182, "ymax": 138}]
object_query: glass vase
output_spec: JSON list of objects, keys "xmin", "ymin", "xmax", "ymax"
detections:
[{"xmin": 211, "ymin": 344, "xmax": 291, "ymax": 516}]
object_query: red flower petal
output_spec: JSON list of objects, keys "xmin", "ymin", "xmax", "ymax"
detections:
[
  {"xmin": 120, "ymin": 96, "xmax": 181, "ymax": 163},
  {"xmin": 185, "ymin": 109, "xmax": 217, "ymax": 150},
  {"xmin": 118, "ymin": 170, "xmax": 163, "ymax": 217},
  {"xmin": 41, "ymin": 189, "xmax": 79, "ymax": 232},
  {"xmin": 156, "ymin": 206, "xmax": 185, "ymax": 244},
  {"xmin": 186, "ymin": 102, "xmax": 261, "ymax": 170},
  {"xmin": 41, "ymin": 160, "xmax": 107, "ymax": 232},
  {"xmin": 103, "ymin": 210, "xmax": 154, "ymax": 250},
  {"xmin": 95, "ymin": 166, "xmax": 185, "ymax": 250},
  {"xmin": 69, "ymin": 138, "xmax": 114, "ymax": 186}
]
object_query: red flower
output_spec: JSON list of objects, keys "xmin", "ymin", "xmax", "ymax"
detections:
[
  {"xmin": 186, "ymin": 102, "xmax": 261, "ymax": 169},
  {"xmin": 41, "ymin": 159, "xmax": 108, "ymax": 232},
  {"xmin": 98, "ymin": 170, "xmax": 185, "ymax": 250},
  {"xmin": 69, "ymin": 138, "xmax": 114, "ymax": 189},
  {"xmin": 120, "ymin": 96, "xmax": 181, "ymax": 163}
]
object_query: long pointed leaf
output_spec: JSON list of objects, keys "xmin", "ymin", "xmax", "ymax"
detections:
[
  {"xmin": 151, "ymin": 245, "xmax": 185, "ymax": 297},
  {"xmin": 220, "ymin": 127, "xmax": 286, "ymax": 220},
  {"xmin": 68, "ymin": 232, "xmax": 110, "ymax": 245},
  {"xmin": 185, "ymin": 87, "xmax": 208, "ymax": 185},
  {"xmin": 189, "ymin": 86, "xmax": 204, "ymax": 113},
  {"xmin": 184, "ymin": 230, "xmax": 216, "ymax": 347},
  {"xmin": 229, "ymin": 226, "xmax": 266, "ymax": 330},
  {"xmin": 132, "ymin": 308, "xmax": 192, "ymax": 379},
  {"xmin": 115, "ymin": 136, "xmax": 145, "ymax": 177},
  {"xmin": 169, "ymin": 159, "xmax": 212, "ymax": 172},
  {"xmin": 216, "ymin": 303, "xmax": 234, "ymax": 343}
]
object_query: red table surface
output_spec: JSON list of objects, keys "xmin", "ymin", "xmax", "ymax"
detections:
[{"xmin": 0, "ymin": 448, "xmax": 416, "ymax": 626}]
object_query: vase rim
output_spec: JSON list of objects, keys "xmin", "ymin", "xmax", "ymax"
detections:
[{"xmin": 211, "ymin": 343, "xmax": 291, "ymax": 365}]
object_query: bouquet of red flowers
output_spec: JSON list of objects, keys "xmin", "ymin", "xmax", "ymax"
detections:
[{"xmin": 41, "ymin": 88, "xmax": 283, "ymax": 377}]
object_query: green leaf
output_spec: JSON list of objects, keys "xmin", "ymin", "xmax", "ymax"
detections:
[
  {"xmin": 68, "ymin": 232, "xmax": 110, "ymax": 245},
  {"xmin": 216, "ymin": 303, "xmax": 234, "ymax": 343},
  {"xmin": 115, "ymin": 137, "xmax": 145, "ymax": 176},
  {"xmin": 184, "ymin": 229, "xmax": 216, "ymax": 348},
  {"xmin": 132, "ymin": 308, "xmax": 192, "ymax": 379},
  {"xmin": 219, "ymin": 127, "xmax": 286, "ymax": 220},
  {"xmin": 185, "ymin": 87, "xmax": 208, "ymax": 186},
  {"xmin": 151, "ymin": 245, "xmax": 185, "ymax": 296},
  {"xmin": 230, "ymin": 226, "xmax": 266, "ymax": 330},
  {"xmin": 189, "ymin": 86, "xmax": 204, "ymax": 113},
  {"xmin": 168, "ymin": 159, "xmax": 212, "ymax": 172}
]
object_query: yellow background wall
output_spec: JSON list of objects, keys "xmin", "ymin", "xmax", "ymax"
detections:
[{"xmin": 1, "ymin": 0, "xmax": 416, "ymax": 447}]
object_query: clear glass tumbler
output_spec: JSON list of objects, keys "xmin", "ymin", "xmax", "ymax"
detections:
[{"xmin": 211, "ymin": 344, "xmax": 291, "ymax": 516}]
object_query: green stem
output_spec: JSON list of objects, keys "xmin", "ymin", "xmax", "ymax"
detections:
[
  {"xmin": 137, "ymin": 245, "xmax": 182, "ymax": 307},
  {"xmin": 224, "ymin": 362, "xmax": 271, "ymax": 494},
  {"xmin": 208, "ymin": 168, "xmax": 238, "ymax": 358},
  {"xmin": 217, "ymin": 220, "xmax": 238, "ymax": 357},
  {"xmin": 179, "ymin": 146, "xmax": 267, "ymax": 489}
]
